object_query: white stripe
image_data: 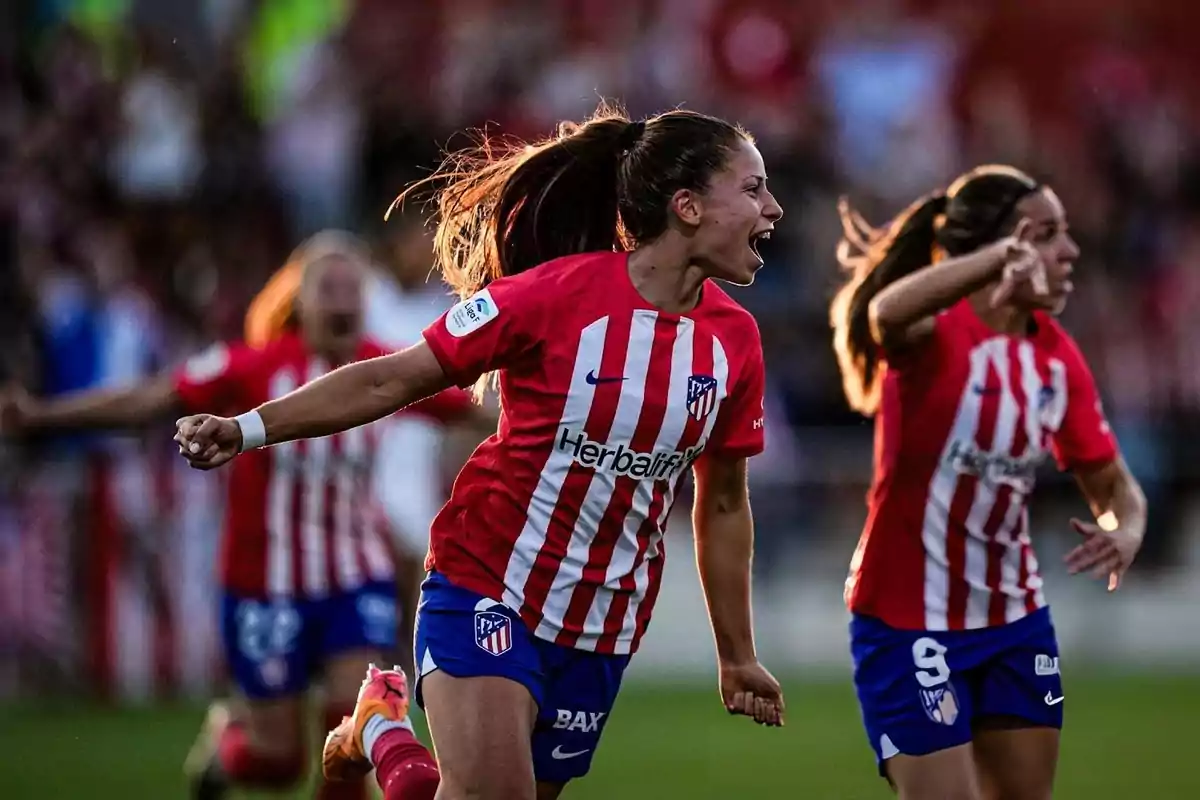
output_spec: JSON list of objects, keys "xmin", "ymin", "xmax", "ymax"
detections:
[
  {"xmin": 361, "ymin": 510, "xmax": 394, "ymax": 582},
  {"xmin": 576, "ymin": 319, "xmax": 697, "ymax": 648},
  {"xmin": 615, "ymin": 331, "xmax": 729, "ymax": 655},
  {"xmin": 920, "ymin": 340, "xmax": 995, "ymax": 630},
  {"xmin": 266, "ymin": 370, "xmax": 299, "ymax": 597},
  {"xmin": 300, "ymin": 359, "xmax": 329, "ymax": 596},
  {"xmin": 501, "ymin": 318, "xmax": 607, "ymax": 615},
  {"xmin": 963, "ymin": 341, "xmax": 1017, "ymax": 629},
  {"xmin": 997, "ymin": 502, "xmax": 1029, "ymax": 623},
  {"xmin": 335, "ymin": 425, "xmax": 366, "ymax": 591},
  {"xmin": 1026, "ymin": 540, "xmax": 1046, "ymax": 608},
  {"xmin": 1005, "ymin": 342, "xmax": 1045, "ymax": 622},
  {"xmin": 535, "ymin": 311, "xmax": 658, "ymax": 640}
]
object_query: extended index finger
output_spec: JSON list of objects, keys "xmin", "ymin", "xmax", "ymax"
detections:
[{"xmin": 1013, "ymin": 217, "xmax": 1034, "ymax": 242}]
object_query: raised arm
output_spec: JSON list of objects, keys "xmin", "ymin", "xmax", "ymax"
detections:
[
  {"xmin": 176, "ymin": 341, "xmax": 451, "ymax": 470},
  {"xmin": 870, "ymin": 220, "xmax": 1043, "ymax": 349}
]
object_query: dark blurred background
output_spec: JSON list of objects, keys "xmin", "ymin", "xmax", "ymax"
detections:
[{"xmin": 2, "ymin": 1, "xmax": 1199, "ymax": 797}]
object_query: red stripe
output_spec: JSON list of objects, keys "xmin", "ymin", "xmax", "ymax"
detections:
[
  {"xmin": 153, "ymin": 452, "xmax": 177, "ymax": 697},
  {"xmin": 289, "ymin": 441, "xmax": 306, "ymax": 598},
  {"xmin": 520, "ymin": 314, "xmax": 632, "ymax": 632},
  {"xmin": 947, "ymin": 358, "xmax": 1001, "ymax": 630},
  {"xmin": 1021, "ymin": 351, "xmax": 1056, "ymax": 612},
  {"xmin": 602, "ymin": 323, "xmax": 714, "ymax": 650},
  {"xmin": 986, "ymin": 342, "xmax": 1031, "ymax": 624},
  {"xmin": 355, "ymin": 428, "xmax": 378, "ymax": 584},
  {"xmin": 631, "ymin": 544, "xmax": 668, "ymax": 652},
  {"xmin": 324, "ymin": 434, "xmax": 342, "ymax": 593},
  {"xmin": 560, "ymin": 316, "xmax": 678, "ymax": 648},
  {"xmin": 87, "ymin": 456, "xmax": 118, "ymax": 700}
]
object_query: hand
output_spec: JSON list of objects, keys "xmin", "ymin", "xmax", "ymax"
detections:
[
  {"xmin": 0, "ymin": 386, "xmax": 35, "ymax": 436},
  {"xmin": 174, "ymin": 414, "xmax": 243, "ymax": 471},
  {"xmin": 1064, "ymin": 517, "xmax": 1143, "ymax": 592},
  {"xmin": 719, "ymin": 659, "xmax": 785, "ymax": 727},
  {"xmin": 989, "ymin": 218, "xmax": 1049, "ymax": 308}
]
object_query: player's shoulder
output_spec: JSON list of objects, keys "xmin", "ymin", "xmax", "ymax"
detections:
[
  {"xmin": 251, "ymin": 331, "xmax": 309, "ymax": 364},
  {"xmin": 355, "ymin": 337, "xmax": 390, "ymax": 361},
  {"xmin": 696, "ymin": 280, "xmax": 762, "ymax": 340},
  {"xmin": 512, "ymin": 250, "xmax": 623, "ymax": 296},
  {"xmin": 1032, "ymin": 313, "xmax": 1088, "ymax": 366}
]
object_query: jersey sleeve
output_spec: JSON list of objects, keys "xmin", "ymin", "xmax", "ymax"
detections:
[
  {"xmin": 421, "ymin": 276, "xmax": 545, "ymax": 389},
  {"xmin": 1050, "ymin": 336, "xmax": 1118, "ymax": 472},
  {"xmin": 707, "ymin": 330, "xmax": 767, "ymax": 459},
  {"xmin": 172, "ymin": 342, "xmax": 257, "ymax": 414}
]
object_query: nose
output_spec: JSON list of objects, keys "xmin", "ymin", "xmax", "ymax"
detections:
[
  {"xmin": 1062, "ymin": 233, "xmax": 1080, "ymax": 261},
  {"xmin": 763, "ymin": 190, "xmax": 783, "ymax": 223}
]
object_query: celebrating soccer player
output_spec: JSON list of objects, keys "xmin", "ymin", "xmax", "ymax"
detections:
[
  {"xmin": 830, "ymin": 165, "xmax": 1147, "ymax": 799},
  {"xmin": 1, "ymin": 231, "xmax": 476, "ymax": 800},
  {"xmin": 174, "ymin": 103, "xmax": 786, "ymax": 800}
]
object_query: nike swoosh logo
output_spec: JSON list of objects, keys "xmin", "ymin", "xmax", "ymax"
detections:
[
  {"xmin": 1044, "ymin": 691, "xmax": 1064, "ymax": 706},
  {"xmin": 551, "ymin": 746, "xmax": 590, "ymax": 760},
  {"xmin": 585, "ymin": 370, "xmax": 626, "ymax": 386}
]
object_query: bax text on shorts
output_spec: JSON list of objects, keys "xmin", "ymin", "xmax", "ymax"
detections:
[{"xmin": 557, "ymin": 428, "xmax": 704, "ymax": 480}]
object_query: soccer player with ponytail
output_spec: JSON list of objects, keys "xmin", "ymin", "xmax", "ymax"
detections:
[{"xmin": 832, "ymin": 165, "xmax": 1147, "ymax": 798}]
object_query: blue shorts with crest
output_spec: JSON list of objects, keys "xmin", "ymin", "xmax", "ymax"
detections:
[
  {"xmin": 851, "ymin": 607, "xmax": 1064, "ymax": 774},
  {"xmin": 414, "ymin": 571, "xmax": 631, "ymax": 783}
]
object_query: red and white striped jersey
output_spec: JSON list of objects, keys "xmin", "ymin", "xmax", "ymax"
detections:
[
  {"xmin": 174, "ymin": 332, "xmax": 473, "ymax": 599},
  {"xmin": 846, "ymin": 300, "xmax": 1118, "ymax": 632},
  {"xmin": 421, "ymin": 252, "xmax": 766, "ymax": 655}
]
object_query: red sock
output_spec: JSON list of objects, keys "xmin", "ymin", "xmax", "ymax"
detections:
[
  {"xmin": 317, "ymin": 706, "xmax": 367, "ymax": 800},
  {"xmin": 217, "ymin": 722, "xmax": 305, "ymax": 788},
  {"xmin": 372, "ymin": 728, "xmax": 440, "ymax": 800}
]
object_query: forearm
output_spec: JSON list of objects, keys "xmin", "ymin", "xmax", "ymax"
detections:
[
  {"xmin": 694, "ymin": 505, "xmax": 757, "ymax": 665},
  {"xmin": 1097, "ymin": 470, "xmax": 1147, "ymax": 537},
  {"xmin": 870, "ymin": 244, "xmax": 1005, "ymax": 341},
  {"xmin": 258, "ymin": 351, "xmax": 438, "ymax": 447},
  {"xmin": 29, "ymin": 379, "xmax": 177, "ymax": 431}
]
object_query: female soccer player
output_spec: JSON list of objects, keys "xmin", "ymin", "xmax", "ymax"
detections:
[
  {"xmin": 1, "ymin": 231, "xmax": 475, "ymax": 800},
  {"xmin": 173, "ymin": 104, "xmax": 787, "ymax": 800},
  {"xmin": 830, "ymin": 165, "xmax": 1147, "ymax": 799}
]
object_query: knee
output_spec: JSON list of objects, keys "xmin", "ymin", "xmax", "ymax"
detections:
[{"xmin": 440, "ymin": 776, "xmax": 536, "ymax": 800}]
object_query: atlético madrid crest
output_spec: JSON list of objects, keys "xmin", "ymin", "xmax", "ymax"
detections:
[
  {"xmin": 686, "ymin": 374, "xmax": 718, "ymax": 422},
  {"xmin": 474, "ymin": 610, "xmax": 512, "ymax": 656}
]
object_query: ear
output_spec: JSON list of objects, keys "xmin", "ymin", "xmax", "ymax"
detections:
[{"xmin": 669, "ymin": 188, "xmax": 704, "ymax": 229}]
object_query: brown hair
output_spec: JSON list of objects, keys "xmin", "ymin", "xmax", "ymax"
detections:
[
  {"xmin": 391, "ymin": 102, "xmax": 749, "ymax": 399},
  {"xmin": 244, "ymin": 230, "xmax": 371, "ymax": 348},
  {"xmin": 830, "ymin": 165, "xmax": 1039, "ymax": 415}
]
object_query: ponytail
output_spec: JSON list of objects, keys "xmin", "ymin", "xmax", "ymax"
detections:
[
  {"xmin": 830, "ymin": 192, "xmax": 948, "ymax": 415},
  {"xmin": 245, "ymin": 260, "xmax": 302, "ymax": 348},
  {"xmin": 244, "ymin": 230, "xmax": 372, "ymax": 348},
  {"xmin": 391, "ymin": 104, "xmax": 640, "ymax": 301}
]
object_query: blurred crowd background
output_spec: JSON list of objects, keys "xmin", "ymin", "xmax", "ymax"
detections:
[{"xmin": 3, "ymin": 0, "xmax": 1200, "ymax": 707}]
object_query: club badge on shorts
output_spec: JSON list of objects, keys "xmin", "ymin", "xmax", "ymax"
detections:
[
  {"xmin": 474, "ymin": 610, "xmax": 513, "ymax": 656},
  {"xmin": 919, "ymin": 683, "xmax": 959, "ymax": 726}
]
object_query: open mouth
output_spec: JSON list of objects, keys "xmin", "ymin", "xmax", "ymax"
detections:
[
  {"xmin": 327, "ymin": 313, "xmax": 357, "ymax": 337},
  {"xmin": 749, "ymin": 229, "xmax": 773, "ymax": 262}
]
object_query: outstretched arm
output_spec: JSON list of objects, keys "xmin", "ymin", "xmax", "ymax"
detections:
[
  {"xmin": 692, "ymin": 454, "xmax": 784, "ymax": 727},
  {"xmin": 3, "ymin": 375, "xmax": 180, "ymax": 433},
  {"xmin": 176, "ymin": 341, "xmax": 451, "ymax": 469}
]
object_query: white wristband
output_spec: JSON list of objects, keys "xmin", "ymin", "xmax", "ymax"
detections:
[{"xmin": 234, "ymin": 410, "xmax": 267, "ymax": 452}]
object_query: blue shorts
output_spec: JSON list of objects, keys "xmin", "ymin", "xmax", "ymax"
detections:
[
  {"xmin": 851, "ymin": 607, "xmax": 1064, "ymax": 774},
  {"xmin": 221, "ymin": 581, "xmax": 397, "ymax": 699},
  {"xmin": 414, "ymin": 571, "xmax": 631, "ymax": 784}
]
